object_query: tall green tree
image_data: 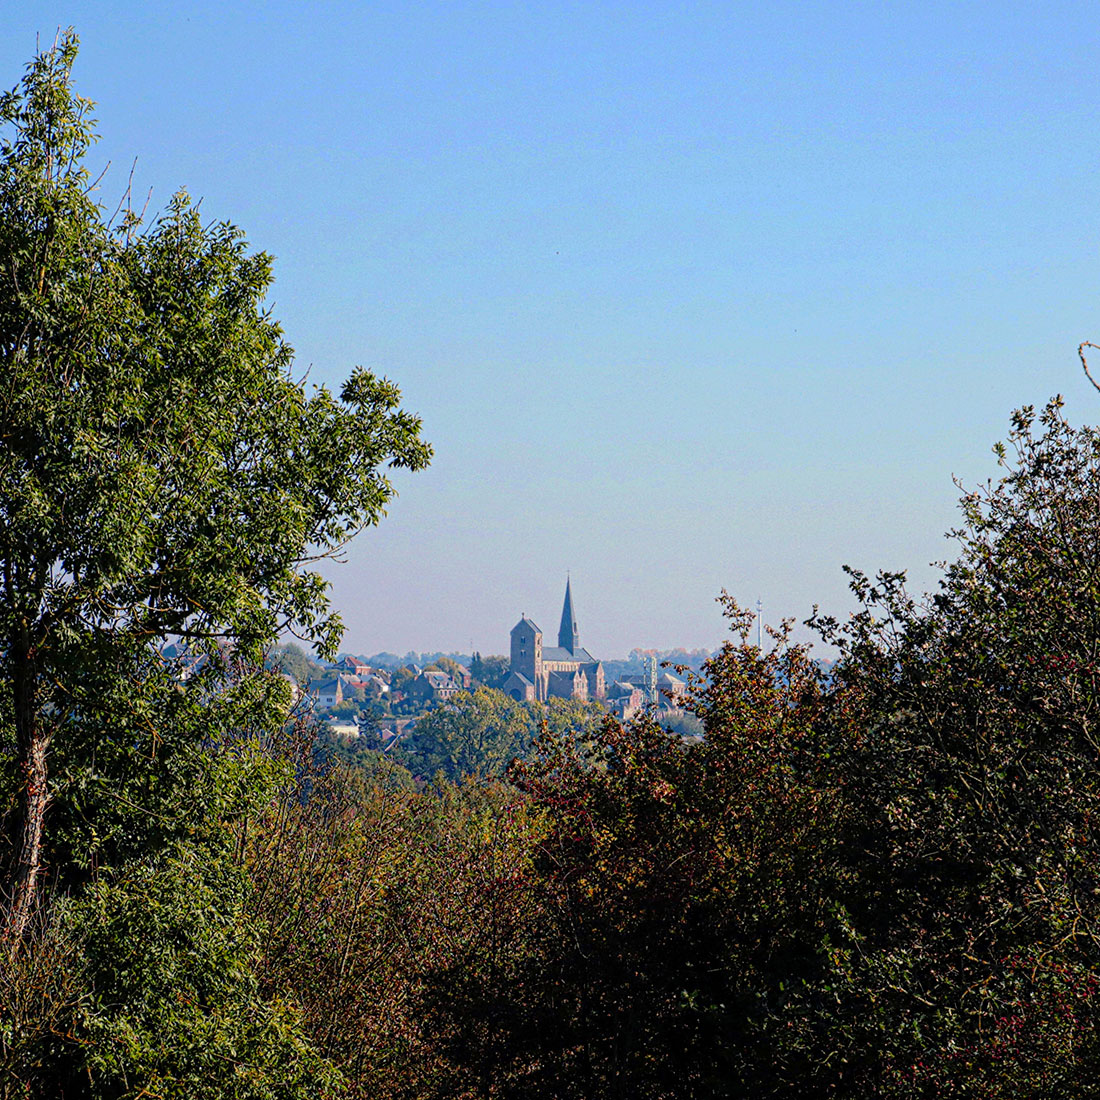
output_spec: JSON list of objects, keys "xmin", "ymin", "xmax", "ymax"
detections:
[{"xmin": 0, "ymin": 34, "xmax": 430, "ymax": 938}]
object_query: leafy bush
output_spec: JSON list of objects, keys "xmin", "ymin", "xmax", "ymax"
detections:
[{"xmin": 66, "ymin": 843, "xmax": 338, "ymax": 1100}]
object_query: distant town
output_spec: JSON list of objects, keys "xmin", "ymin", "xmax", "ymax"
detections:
[{"xmin": 271, "ymin": 579, "xmax": 712, "ymax": 749}]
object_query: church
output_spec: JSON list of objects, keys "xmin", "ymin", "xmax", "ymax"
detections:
[{"xmin": 503, "ymin": 579, "xmax": 606, "ymax": 703}]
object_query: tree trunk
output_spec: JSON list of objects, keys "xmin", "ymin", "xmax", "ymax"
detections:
[{"xmin": 5, "ymin": 638, "xmax": 47, "ymax": 943}]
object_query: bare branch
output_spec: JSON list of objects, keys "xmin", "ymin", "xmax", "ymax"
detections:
[{"xmin": 1079, "ymin": 342, "xmax": 1100, "ymax": 394}]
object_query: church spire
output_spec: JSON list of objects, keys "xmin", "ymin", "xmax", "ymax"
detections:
[{"xmin": 558, "ymin": 576, "xmax": 579, "ymax": 653}]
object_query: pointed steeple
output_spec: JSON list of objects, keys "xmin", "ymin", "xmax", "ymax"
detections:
[{"xmin": 558, "ymin": 576, "xmax": 579, "ymax": 654}]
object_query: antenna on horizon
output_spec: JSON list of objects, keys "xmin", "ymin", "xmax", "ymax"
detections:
[{"xmin": 756, "ymin": 598, "xmax": 763, "ymax": 650}]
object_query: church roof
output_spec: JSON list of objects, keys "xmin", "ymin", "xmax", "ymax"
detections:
[
  {"xmin": 607, "ymin": 681, "xmax": 639, "ymax": 699},
  {"xmin": 558, "ymin": 577, "xmax": 580, "ymax": 653},
  {"xmin": 542, "ymin": 645, "xmax": 599, "ymax": 665},
  {"xmin": 511, "ymin": 616, "xmax": 541, "ymax": 635},
  {"xmin": 548, "ymin": 668, "xmax": 581, "ymax": 684}
]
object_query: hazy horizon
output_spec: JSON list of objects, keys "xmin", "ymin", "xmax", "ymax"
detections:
[{"xmin": 9, "ymin": 2, "xmax": 1100, "ymax": 656}]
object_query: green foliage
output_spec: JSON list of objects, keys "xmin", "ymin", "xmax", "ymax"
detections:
[
  {"xmin": 402, "ymin": 688, "xmax": 603, "ymax": 782},
  {"xmin": 469, "ymin": 653, "xmax": 509, "ymax": 690},
  {"xmin": 542, "ymin": 694, "xmax": 605, "ymax": 743},
  {"xmin": 45, "ymin": 652, "xmax": 294, "ymax": 887},
  {"xmin": 0, "ymin": 33, "xmax": 427, "ymax": 1097},
  {"xmin": 0, "ymin": 21, "xmax": 430, "ymax": 920},
  {"xmin": 268, "ymin": 644, "xmax": 326, "ymax": 689},
  {"xmin": 809, "ymin": 396, "xmax": 1100, "ymax": 1095},
  {"xmin": 328, "ymin": 700, "xmax": 356, "ymax": 719},
  {"xmin": 403, "ymin": 688, "xmax": 533, "ymax": 780},
  {"xmin": 389, "ymin": 666, "xmax": 416, "ymax": 694},
  {"xmin": 68, "ymin": 843, "xmax": 338, "ymax": 1099}
]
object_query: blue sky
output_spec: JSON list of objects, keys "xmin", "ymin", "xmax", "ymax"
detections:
[{"xmin": 7, "ymin": 2, "xmax": 1100, "ymax": 656}]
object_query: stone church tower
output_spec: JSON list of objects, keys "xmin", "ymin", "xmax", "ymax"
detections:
[{"xmin": 509, "ymin": 615, "xmax": 542, "ymax": 686}]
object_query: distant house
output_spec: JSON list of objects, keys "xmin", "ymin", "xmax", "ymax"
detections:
[
  {"xmin": 338, "ymin": 656, "xmax": 374, "ymax": 677},
  {"xmin": 405, "ymin": 669, "xmax": 463, "ymax": 707},
  {"xmin": 656, "ymin": 671, "xmax": 687, "ymax": 707},
  {"xmin": 310, "ymin": 678, "xmax": 344, "ymax": 710},
  {"xmin": 324, "ymin": 669, "xmax": 391, "ymax": 702},
  {"xmin": 336, "ymin": 672, "xmax": 368, "ymax": 693},
  {"xmin": 362, "ymin": 673, "xmax": 391, "ymax": 699},
  {"xmin": 606, "ymin": 681, "xmax": 646, "ymax": 721},
  {"xmin": 603, "ymin": 671, "xmax": 685, "ymax": 720},
  {"xmin": 327, "ymin": 720, "xmax": 360, "ymax": 739}
]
